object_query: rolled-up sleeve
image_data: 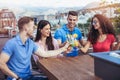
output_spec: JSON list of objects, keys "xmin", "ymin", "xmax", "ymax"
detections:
[
  {"xmin": 54, "ymin": 29, "xmax": 62, "ymax": 40},
  {"xmin": 2, "ymin": 40, "xmax": 13, "ymax": 57},
  {"xmin": 33, "ymin": 42, "xmax": 39, "ymax": 54}
]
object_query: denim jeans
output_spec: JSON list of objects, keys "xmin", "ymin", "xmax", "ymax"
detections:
[
  {"xmin": 22, "ymin": 75, "xmax": 48, "ymax": 80},
  {"xmin": 7, "ymin": 75, "xmax": 48, "ymax": 80}
]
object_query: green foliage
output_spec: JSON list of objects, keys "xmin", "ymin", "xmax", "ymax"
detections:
[
  {"xmin": 116, "ymin": 8, "xmax": 120, "ymax": 13},
  {"xmin": 113, "ymin": 15, "xmax": 120, "ymax": 35},
  {"xmin": 114, "ymin": 8, "xmax": 120, "ymax": 15},
  {"xmin": 115, "ymin": 28, "xmax": 120, "ymax": 35},
  {"xmin": 87, "ymin": 18, "xmax": 92, "ymax": 23},
  {"xmin": 78, "ymin": 18, "xmax": 91, "ymax": 29}
]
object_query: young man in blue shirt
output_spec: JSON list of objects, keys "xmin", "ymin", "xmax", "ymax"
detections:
[
  {"xmin": 54, "ymin": 11, "xmax": 85, "ymax": 47},
  {"xmin": 0, "ymin": 17, "xmax": 69, "ymax": 80}
]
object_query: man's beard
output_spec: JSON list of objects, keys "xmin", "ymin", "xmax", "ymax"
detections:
[
  {"xmin": 68, "ymin": 23, "xmax": 76, "ymax": 28},
  {"xmin": 67, "ymin": 24, "xmax": 76, "ymax": 31},
  {"xmin": 27, "ymin": 32, "xmax": 34, "ymax": 38}
]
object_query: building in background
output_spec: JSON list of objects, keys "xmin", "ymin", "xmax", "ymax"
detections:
[{"xmin": 0, "ymin": 9, "xmax": 17, "ymax": 37}]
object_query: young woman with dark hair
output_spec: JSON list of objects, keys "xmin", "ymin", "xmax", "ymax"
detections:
[
  {"xmin": 33, "ymin": 20, "xmax": 63, "ymax": 62},
  {"xmin": 80, "ymin": 14, "xmax": 119, "ymax": 53},
  {"xmin": 35, "ymin": 20, "xmax": 57, "ymax": 50}
]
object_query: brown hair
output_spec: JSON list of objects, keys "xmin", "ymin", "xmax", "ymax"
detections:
[
  {"xmin": 68, "ymin": 11, "xmax": 78, "ymax": 16},
  {"xmin": 18, "ymin": 16, "xmax": 34, "ymax": 31},
  {"xmin": 88, "ymin": 14, "xmax": 116, "ymax": 44},
  {"xmin": 35, "ymin": 20, "xmax": 54, "ymax": 50}
]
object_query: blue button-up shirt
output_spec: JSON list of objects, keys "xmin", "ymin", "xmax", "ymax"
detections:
[{"xmin": 2, "ymin": 34, "xmax": 38, "ymax": 79}]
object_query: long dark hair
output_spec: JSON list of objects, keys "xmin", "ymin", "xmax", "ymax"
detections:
[
  {"xmin": 88, "ymin": 14, "xmax": 116, "ymax": 44},
  {"xmin": 35, "ymin": 20, "xmax": 54, "ymax": 50}
]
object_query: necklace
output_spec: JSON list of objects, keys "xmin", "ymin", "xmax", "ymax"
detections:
[{"xmin": 98, "ymin": 34, "xmax": 107, "ymax": 42}]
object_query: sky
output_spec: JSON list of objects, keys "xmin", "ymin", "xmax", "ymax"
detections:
[
  {"xmin": 0, "ymin": 0, "xmax": 119, "ymax": 8},
  {"xmin": 0, "ymin": 0, "xmax": 102, "ymax": 8},
  {"xmin": 0, "ymin": 0, "xmax": 118, "ymax": 16}
]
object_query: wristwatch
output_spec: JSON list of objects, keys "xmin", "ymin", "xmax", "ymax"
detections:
[{"xmin": 16, "ymin": 77, "xmax": 22, "ymax": 80}]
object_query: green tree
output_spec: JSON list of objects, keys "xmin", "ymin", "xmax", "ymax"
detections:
[
  {"xmin": 78, "ymin": 18, "xmax": 91, "ymax": 38},
  {"xmin": 113, "ymin": 15, "xmax": 120, "ymax": 35}
]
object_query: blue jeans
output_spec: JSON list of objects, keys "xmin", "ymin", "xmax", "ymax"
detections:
[
  {"xmin": 7, "ymin": 75, "xmax": 48, "ymax": 80},
  {"xmin": 22, "ymin": 75, "xmax": 48, "ymax": 80}
]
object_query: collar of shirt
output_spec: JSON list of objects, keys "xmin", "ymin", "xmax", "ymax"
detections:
[
  {"xmin": 62, "ymin": 24, "xmax": 77, "ymax": 35},
  {"xmin": 15, "ymin": 34, "xmax": 30, "ymax": 46},
  {"xmin": 62, "ymin": 24, "xmax": 76, "ymax": 32}
]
